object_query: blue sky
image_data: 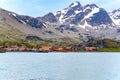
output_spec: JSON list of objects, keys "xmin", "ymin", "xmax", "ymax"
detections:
[{"xmin": 0, "ymin": 0, "xmax": 120, "ymax": 17}]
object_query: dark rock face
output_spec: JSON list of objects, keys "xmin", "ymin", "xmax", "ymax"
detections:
[
  {"xmin": 56, "ymin": 25, "xmax": 78, "ymax": 32},
  {"xmin": 117, "ymin": 28, "xmax": 120, "ymax": 33},
  {"xmin": 71, "ymin": 4, "xmax": 113, "ymax": 26},
  {"xmin": 45, "ymin": 30, "xmax": 53, "ymax": 34},
  {"xmin": 55, "ymin": 11, "xmax": 61, "ymax": 19},
  {"xmin": 111, "ymin": 8, "xmax": 120, "ymax": 19},
  {"xmin": 69, "ymin": 1, "xmax": 83, "ymax": 11},
  {"xmin": 63, "ymin": 10, "xmax": 75, "ymax": 19},
  {"xmin": 37, "ymin": 12, "xmax": 57, "ymax": 23},
  {"xmin": 84, "ymin": 4, "xmax": 98, "ymax": 9},
  {"xmin": 71, "ymin": 12, "xmax": 85, "ymax": 24},
  {"xmin": 87, "ymin": 9, "xmax": 113, "ymax": 26},
  {"xmin": 10, "ymin": 14, "xmax": 25, "ymax": 24},
  {"xmin": 54, "ymin": 1, "xmax": 114, "ymax": 29},
  {"xmin": 12, "ymin": 15, "xmax": 46, "ymax": 29},
  {"xmin": 84, "ymin": 4, "xmax": 98, "ymax": 15},
  {"xmin": 26, "ymin": 18, "xmax": 46, "ymax": 28},
  {"xmin": 26, "ymin": 36, "xmax": 43, "ymax": 41},
  {"xmin": 83, "ymin": 4, "xmax": 113, "ymax": 26},
  {"xmin": 55, "ymin": 1, "xmax": 83, "ymax": 20}
]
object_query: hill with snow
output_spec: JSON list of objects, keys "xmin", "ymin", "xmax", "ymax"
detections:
[{"xmin": 0, "ymin": 1, "xmax": 120, "ymax": 43}]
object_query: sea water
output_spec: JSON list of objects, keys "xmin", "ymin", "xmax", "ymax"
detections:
[{"xmin": 0, "ymin": 52, "xmax": 120, "ymax": 80}]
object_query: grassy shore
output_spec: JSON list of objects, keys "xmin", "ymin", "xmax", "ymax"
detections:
[{"xmin": 98, "ymin": 48, "xmax": 120, "ymax": 52}]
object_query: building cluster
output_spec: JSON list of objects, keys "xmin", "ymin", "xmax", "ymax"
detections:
[
  {"xmin": 0, "ymin": 46, "xmax": 79, "ymax": 52},
  {"xmin": 0, "ymin": 45, "xmax": 100, "ymax": 53},
  {"xmin": 84, "ymin": 47, "xmax": 99, "ymax": 51}
]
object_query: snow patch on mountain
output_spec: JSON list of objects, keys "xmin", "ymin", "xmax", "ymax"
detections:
[
  {"xmin": 55, "ymin": 1, "xmax": 82, "ymax": 23},
  {"xmin": 59, "ymin": 9, "xmax": 68, "ymax": 23},
  {"xmin": 20, "ymin": 20, "xmax": 26, "ymax": 24},
  {"xmin": 110, "ymin": 16, "xmax": 120, "ymax": 25},
  {"xmin": 78, "ymin": 20, "xmax": 92, "ymax": 29},
  {"xmin": 109, "ymin": 9, "xmax": 120, "ymax": 25},
  {"xmin": 11, "ymin": 13, "xmax": 17, "ymax": 17},
  {"xmin": 70, "ymin": 1, "xmax": 79, "ymax": 8},
  {"xmin": 74, "ymin": 10, "xmax": 82, "ymax": 14},
  {"xmin": 84, "ymin": 7, "xmax": 99, "ymax": 19},
  {"xmin": 10, "ymin": 13, "xmax": 26, "ymax": 24}
]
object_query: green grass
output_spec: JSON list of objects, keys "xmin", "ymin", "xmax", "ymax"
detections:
[{"xmin": 98, "ymin": 48, "xmax": 120, "ymax": 52}]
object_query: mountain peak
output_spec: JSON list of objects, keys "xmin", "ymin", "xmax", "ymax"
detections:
[
  {"xmin": 37, "ymin": 12, "xmax": 57, "ymax": 23},
  {"xmin": 55, "ymin": 1, "xmax": 83, "ymax": 23},
  {"xmin": 44, "ymin": 12, "xmax": 54, "ymax": 16},
  {"xmin": 84, "ymin": 4, "xmax": 98, "ymax": 9},
  {"xmin": 112, "ymin": 8, "xmax": 120, "ymax": 13},
  {"xmin": 69, "ymin": 1, "xmax": 81, "ymax": 8}
]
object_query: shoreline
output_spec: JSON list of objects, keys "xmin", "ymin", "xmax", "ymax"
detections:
[{"xmin": 1, "ymin": 51, "xmax": 120, "ymax": 53}]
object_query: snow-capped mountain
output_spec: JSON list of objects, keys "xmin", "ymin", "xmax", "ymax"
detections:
[
  {"xmin": 109, "ymin": 8, "xmax": 120, "ymax": 26},
  {"xmin": 0, "ymin": 1, "xmax": 120, "ymax": 42},
  {"xmin": 54, "ymin": 1, "xmax": 114, "ymax": 30},
  {"xmin": 55, "ymin": 1, "xmax": 83, "ymax": 23}
]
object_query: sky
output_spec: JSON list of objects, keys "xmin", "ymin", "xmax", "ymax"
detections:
[{"xmin": 0, "ymin": 0, "xmax": 120, "ymax": 17}]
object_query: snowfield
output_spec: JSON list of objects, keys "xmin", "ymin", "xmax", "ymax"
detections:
[{"xmin": 0, "ymin": 52, "xmax": 120, "ymax": 80}]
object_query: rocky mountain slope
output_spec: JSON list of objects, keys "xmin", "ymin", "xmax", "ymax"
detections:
[
  {"xmin": 109, "ymin": 8, "xmax": 120, "ymax": 26},
  {"xmin": 0, "ymin": 1, "xmax": 120, "ymax": 44},
  {"xmin": 54, "ymin": 1, "xmax": 116, "ymax": 29}
]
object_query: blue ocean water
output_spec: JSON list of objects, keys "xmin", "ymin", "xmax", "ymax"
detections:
[{"xmin": 0, "ymin": 52, "xmax": 120, "ymax": 80}]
